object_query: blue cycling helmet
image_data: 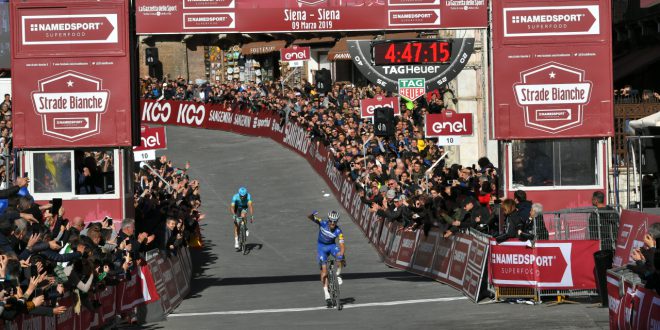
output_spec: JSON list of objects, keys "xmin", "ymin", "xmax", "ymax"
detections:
[
  {"xmin": 328, "ymin": 210, "xmax": 340, "ymax": 222},
  {"xmin": 17, "ymin": 187, "xmax": 30, "ymax": 197},
  {"xmin": 238, "ymin": 187, "xmax": 248, "ymax": 197}
]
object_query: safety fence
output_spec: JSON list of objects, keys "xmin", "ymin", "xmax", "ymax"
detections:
[
  {"xmin": 488, "ymin": 207, "xmax": 620, "ymax": 301},
  {"xmin": 0, "ymin": 247, "xmax": 192, "ymax": 329},
  {"xmin": 606, "ymin": 267, "xmax": 660, "ymax": 329}
]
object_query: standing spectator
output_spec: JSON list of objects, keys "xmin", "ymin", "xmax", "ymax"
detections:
[{"xmin": 588, "ymin": 191, "xmax": 619, "ymax": 250}]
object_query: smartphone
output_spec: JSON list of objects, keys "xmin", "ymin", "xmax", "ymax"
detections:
[
  {"xmin": 23, "ymin": 171, "xmax": 28, "ymax": 178},
  {"xmin": 30, "ymin": 264, "xmax": 39, "ymax": 276},
  {"xmin": 51, "ymin": 198, "xmax": 62, "ymax": 216}
]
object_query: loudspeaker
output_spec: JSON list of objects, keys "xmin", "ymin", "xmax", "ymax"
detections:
[
  {"xmin": 145, "ymin": 47, "xmax": 159, "ymax": 66},
  {"xmin": 315, "ymin": 68, "xmax": 332, "ymax": 94},
  {"xmin": 640, "ymin": 127, "xmax": 660, "ymax": 174},
  {"xmin": 374, "ymin": 107, "xmax": 395, "ymax": 137}
]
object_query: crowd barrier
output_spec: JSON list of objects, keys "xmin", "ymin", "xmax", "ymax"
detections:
[
  {"xmin": 607, "ymin": 267, "xmax": 660, "ymax": 330},
  {"xmin": 141, "ymin": 99, "xmax": 491, "ymax": 302},
  {"xmin": 0, "ymin": 247, "xmax": 192, "ymax": 329},
  {"xmin": 612, "ymin": 210, "xmax": 660, "ymax": 268}
]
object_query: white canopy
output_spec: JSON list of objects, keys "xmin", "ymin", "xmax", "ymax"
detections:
[{"xmin": 629, "ymin": 110, "xmax": 660, "ymax": 130}]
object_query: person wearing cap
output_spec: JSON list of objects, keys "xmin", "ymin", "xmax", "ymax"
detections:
[{"xmin": 371, "ymin": 193, "xmax": 412, "ymax": 228}]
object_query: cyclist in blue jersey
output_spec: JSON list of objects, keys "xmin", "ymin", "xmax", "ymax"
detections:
[
  {"xmin": 229, "ymin": 187, "xmax": 254, "ymax": 249},
  {"xmin": 307, "ymin": 210, "xmax": 345, "ymax": 305}
]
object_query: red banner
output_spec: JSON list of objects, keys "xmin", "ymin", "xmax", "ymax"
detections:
[
  {"xmin": 489, "ymin": 240, "xmax": 599, "ymax": 289},
  {"xmin": 607, "ymin": 271, "xmax": 660, "ymax": 330},
  {"xmin": 280, "ymin": 46, "xmax": 311, "ymax": 61},
  {"xmin": 424, "ymin": 110, "xmax": 473, "ymax": 137},
  {"xmin": 136, "ymin": 0, "xmax": 487, "ymax": 34},
  {"xmin": 410, "ymin": 229, "xmax": 439, "ymax": 277},
  {"xmin": 395, "ymin": 230, "xmax": 418, "ymax": 268},
  {"xmin": 359, "ymin": 96, "xmax": 400, "ymax": 118},
  {"xmin": 134, "ymin": 125, "xmax": 167, "ymax": 151},
  {"xmin": 491, "ymin": 0, "xmax": 613, "ymax": 139},
  {"xmin": 613, "ymin": 210, "xmax": 660, "ymax": 268},
  {"xmin": 11, "ymin": 0, "xmax": 134, "ymax": 148}
]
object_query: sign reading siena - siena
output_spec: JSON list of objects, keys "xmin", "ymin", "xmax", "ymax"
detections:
[{"xmin": 11, "ymin": 0, "xmax": 133, "ymax": 148}]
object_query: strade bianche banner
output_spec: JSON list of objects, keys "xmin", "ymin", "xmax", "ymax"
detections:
[
  {"xmin": 491, "ymin": 0, "xmax": 613, "ymax": 139},
  {"xmin": 135, "ymin": 0, "xmax": 487, "ymax": 34},
  {"xmin": 11, "ymin": 0, "xmax": 133, "ymax": 148}
]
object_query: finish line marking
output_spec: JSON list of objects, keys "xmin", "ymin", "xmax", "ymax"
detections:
[{"xmin": 170, "ymin": 297, "xmax": 467, "ymax": 317}]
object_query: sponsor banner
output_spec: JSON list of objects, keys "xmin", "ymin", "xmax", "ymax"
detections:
[
  {"xmin": 491, "ymin": 0, "xmax": 613, "ymax": 139},
  {"xmin": 395, "ymin": 230, "xmax": 419, "ymax": 268},
  {"xmin": 503, "ymin": 5, "xmax": 600, "ymax": 38},
  {"xmin": 134, "ymin": 124, "xmax": 167, "ymax": 151},
  {"xmin": 136, "ymin": 0, "xmax": 487, "ymax": 34},
  {"xmin": 369, "ymin": 217, "xmax": 383, "ymax": 245},
  {"xmin": 607, "ymin": 270, "xmax": 660, "ymax": 330},
  {"xmin": 378, "ymin": 221, "xmax": 392, "ymax": 255},
  {"xmin": 11, "ymin": 2, "xmax": 133, "ymax": 148},
  {"xmin": 360, "ymin": 96, "xmax": 401, "ymax": 118},
  {"xmin": 613, "ymin": 210, "xmax": 660, "ymax": 267},
  {"xmin": 281, "ymin": 46, "xmax": 311, "ymax": 62},
  {"xmin": 424, "ymin": 110, "xmax": 473, "ymax": 137},
  {"xmin": 489, "ymin": 239, "xmax": 599, "ymax": 289},
  {"xmin": 411, "ymin": 229, "xmax": 439, "ymax": 276},
  {"xmin": 447, "ymin": 236, "xmax": 471, "ymax": 286}
]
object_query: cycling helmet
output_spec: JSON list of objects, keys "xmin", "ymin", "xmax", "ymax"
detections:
[
  {"xmin": 238, "ymin": 187, "xmax": 248, "ymax": 197},
  {"xmin": 328, "ymin": 210, "xmax": 340, "ymax": 222}
]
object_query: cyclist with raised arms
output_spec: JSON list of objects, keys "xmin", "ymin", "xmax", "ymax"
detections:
[
  {"xmin": 229, "ymin": 187, "xmax": 254, "ymax": 249},
  {"xmin": 307, "ymin": 210, "xmax": 345, "ymax": 306}
]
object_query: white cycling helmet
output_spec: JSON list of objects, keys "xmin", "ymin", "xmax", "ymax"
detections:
[{"xmin": 328, "ymin": 210, "xmax": 340, "ymax": 222}]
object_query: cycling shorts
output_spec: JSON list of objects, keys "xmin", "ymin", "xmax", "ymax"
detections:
[{"xmin": 317, "ymin": 243, "xmax": 343, "ymax": 265}]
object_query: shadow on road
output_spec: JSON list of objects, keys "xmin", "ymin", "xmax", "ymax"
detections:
[{"xmin": 215, "ymin": 271, "xmax": 423, "ymax": 286}]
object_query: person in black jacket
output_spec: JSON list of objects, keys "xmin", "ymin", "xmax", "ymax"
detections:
[{"xmin": 496, "ymin": 199, "xmax": 527, "ymax": 243}]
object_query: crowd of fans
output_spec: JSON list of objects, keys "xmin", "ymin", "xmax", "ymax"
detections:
[
  {"xmin": 615, "ymin": 85, "xmax": 660, "ymax": 102},
  {"xmin": 0, "ymin": 154, "xmax": 202, "ymax": 321}
]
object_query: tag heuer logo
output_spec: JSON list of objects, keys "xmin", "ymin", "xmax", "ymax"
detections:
[{"xmin": 398, "ymin": 78, "xmax": 426, "ymax": 101}]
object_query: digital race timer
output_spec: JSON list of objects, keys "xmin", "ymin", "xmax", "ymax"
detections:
[{"xmin": 372, "ymin": 40, "xmax": 452, "ymax": 66}]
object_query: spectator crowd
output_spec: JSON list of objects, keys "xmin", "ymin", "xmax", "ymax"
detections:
[{"xmin": 0, "ymin": 153, "xmax": 202, "ymax": 322}]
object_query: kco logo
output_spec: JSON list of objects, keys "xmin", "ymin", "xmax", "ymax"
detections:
[
  {"xmin": 142, "ymin": 102, "xmax": 171, "ymax": 123},
  {"xmin": 177, "ymin": 103, "xmax": 205, "ymax": 126}
]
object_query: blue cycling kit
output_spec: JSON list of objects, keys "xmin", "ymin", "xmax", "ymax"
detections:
[
  {"xmin": 313, "ymin": 218, "xmax": 344, "ymax": 264},
  {"xmin": 231, "ymin": 193, "xmax": 252, "ymax": 216}
]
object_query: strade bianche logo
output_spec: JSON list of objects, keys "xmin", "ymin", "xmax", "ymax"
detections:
[
  {"xmin": 513, "ymin": 62, "xmax": 592, "ymax": 134},
  {"xmin": 31, "ymin": 71, "xmax": 109, "ymax": 142},
  {"xmin": 297, "ymin": 0, "xmax": 327, "ymax": 5}
]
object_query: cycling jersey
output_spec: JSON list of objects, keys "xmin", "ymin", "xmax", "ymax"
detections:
[
  {"xmin": 316, "ymin": 219, "xmax": 344, "ymax": 245},
  {"xmin": 231, "ymin": 193, "xmax": 252, "ymax": 215}
]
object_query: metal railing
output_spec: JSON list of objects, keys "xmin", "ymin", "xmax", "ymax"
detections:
[{"xmin": 537, "ymin": 207, "xmax": 619, "ymax": 251}]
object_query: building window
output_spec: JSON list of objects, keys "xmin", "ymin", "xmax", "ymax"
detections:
[
  {"xmin": 511, "ymin": 138, "xmax": 600, "ymax": 188},
  {"xmin": 32, "ymin": 151, "xmax": 72, "ymax": 194},
  {"xmin": 29, "ymin": 149, "xmax": 118, "ymax": 199}
]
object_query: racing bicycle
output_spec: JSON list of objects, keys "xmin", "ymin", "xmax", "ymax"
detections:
[
  {"xmin": 327, "ymin": 254, "xmax": 342, "ymax": 310},
  {"xmin": 235, "ymin": 215, "xmax": 248, "ymax": 255}
]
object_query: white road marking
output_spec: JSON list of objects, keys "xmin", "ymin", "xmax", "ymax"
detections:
[{"xmin": 170, "ymin": 297, "xmax": 467, "ymax": 317}]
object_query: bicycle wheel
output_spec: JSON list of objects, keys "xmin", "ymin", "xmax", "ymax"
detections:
[
  {"xmin": 240, "ymin": 222, "xmax": 247, "ymax": 254},
  {"xmin": 327, "ymin": 260, "xmax": 336, "ymax": 307},
  {"xmin": 332, "ymin": 264, "xmax": 342, "ymax": 311}
]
